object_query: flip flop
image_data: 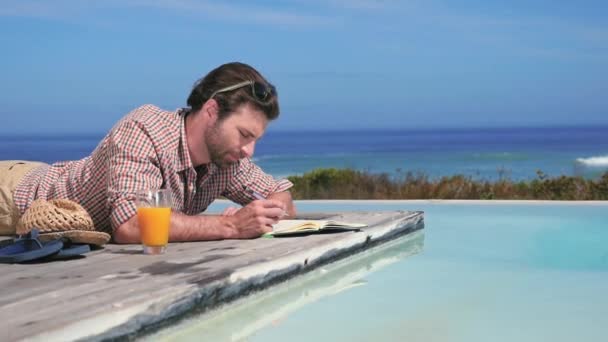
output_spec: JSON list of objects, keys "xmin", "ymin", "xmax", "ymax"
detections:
[
  {"xmin": 49, "ymin": 241, "xmax": 91, "ymax": 260},
  {"xmin": 0, "ymin": 229, "xmax": 63, "ymax": 263}
]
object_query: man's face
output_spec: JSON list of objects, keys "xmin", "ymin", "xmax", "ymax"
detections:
[{"xmin": 205, "ymin": 104, "xmax": 269, "ymax": 168}]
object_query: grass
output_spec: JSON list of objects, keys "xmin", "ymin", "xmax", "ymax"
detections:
[{"xmin": 287, "ymin": 168, "xmax": 608, "ymax": 200}]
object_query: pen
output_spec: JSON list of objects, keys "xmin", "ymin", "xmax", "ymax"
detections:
[
  {"xmin": 251, "ymin": 190, "xmax": 267, "ymax": 201},
  {"xmin": 246, "ymin": 187, "xmax": 288, "ymax": 218},
  {"xmin": 243, "ymin": 185, "xmax": 268, "ymax": 200}
]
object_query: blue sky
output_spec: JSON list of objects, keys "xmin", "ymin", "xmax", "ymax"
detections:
[{"xmin": 1, "ymin": 0, "xmax": 607, "ymax": 134}]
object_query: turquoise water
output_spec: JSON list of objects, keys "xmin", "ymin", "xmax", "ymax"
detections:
[{"xmin": 153, "ymin": 202, "xmax": 608, "ymax": 341}]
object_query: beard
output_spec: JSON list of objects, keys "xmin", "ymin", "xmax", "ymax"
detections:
[{"xmin": 205, "ymin": 122, "xmax": 239, "ymax": 169}]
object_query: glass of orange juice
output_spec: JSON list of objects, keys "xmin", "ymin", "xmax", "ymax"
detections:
[{"xmin": 136, "ymin": 189, "xmax": 172, "ymax": 255}]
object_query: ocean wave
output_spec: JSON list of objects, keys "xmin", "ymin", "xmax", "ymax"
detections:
[
  {"xmin": 575, "ymin": 155, "xmax": 608, "ymax": 167},
  {"xmin": 469, "ymin": 152, "xmax": 529, "ymax": 161},
  {"xmin": 253, "ymin": 154, "xmax": 293, "ymax": 162},
  {"xmin": 253, "ymin": 152, "xmax": 363, "ymax": 162}
]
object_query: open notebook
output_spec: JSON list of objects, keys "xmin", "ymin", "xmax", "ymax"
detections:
[{"xmin": 264, "ymin": 219, "xmax": 367, "ymax": 238}]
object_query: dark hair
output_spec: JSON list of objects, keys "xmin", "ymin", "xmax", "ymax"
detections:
[{"xmin": 186, "ymin": 62, "xmax": 280, "ymax": 121}]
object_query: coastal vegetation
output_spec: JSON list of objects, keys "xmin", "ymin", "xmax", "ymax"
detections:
[{"xmin": 287, "ymin": 168, "xmax": 608, "ymax": 200}]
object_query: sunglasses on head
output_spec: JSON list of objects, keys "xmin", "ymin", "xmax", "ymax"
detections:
[{"xmin": 210, "ymin": 80, "xmax": 276, "ymax": 102}]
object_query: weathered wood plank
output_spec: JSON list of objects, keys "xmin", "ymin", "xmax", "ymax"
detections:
[{"xmin": 0, "ymin": 210, "xmax": 424, "ymax": 341}]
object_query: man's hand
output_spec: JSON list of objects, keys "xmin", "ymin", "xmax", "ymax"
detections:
[{"xmin": 223, "ymin": 199, "xmax": 286, "ymax": 239}]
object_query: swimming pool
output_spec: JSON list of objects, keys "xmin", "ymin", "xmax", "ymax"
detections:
[{"xmin": 152, "ymin": 201, "xmax": 608, "ymax": 341}]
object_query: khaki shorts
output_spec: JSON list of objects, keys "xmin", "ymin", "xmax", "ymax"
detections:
[{"xmin": 0, "ymin": 161, "xmax": 48, "ymax": 235}]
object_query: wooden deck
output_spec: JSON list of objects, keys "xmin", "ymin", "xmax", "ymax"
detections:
[{"xmin": 0, "ymin": 210, "xmax": 424, "ymax": 341}]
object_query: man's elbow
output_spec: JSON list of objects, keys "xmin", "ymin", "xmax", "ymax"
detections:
[
  {"xmin": 113, "ymin": 227, "xmax": 131, "ymax": 244},
  {"xmin": 113, "ymin": 218, "xmax": 139, "ymax": 244}
]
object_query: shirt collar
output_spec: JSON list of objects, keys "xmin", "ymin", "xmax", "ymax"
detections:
[
  {"xmin": 176, "ymin": 108, "xmax": 221, "ymax": 176},
  {"xmin": 177, "ymin": 108, "xmax": 194, "ymax": 173}
]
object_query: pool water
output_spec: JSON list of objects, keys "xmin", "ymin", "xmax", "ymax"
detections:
[{"xmin": 152, "ymin": 201, "xmax": 608, "ymax": 342}]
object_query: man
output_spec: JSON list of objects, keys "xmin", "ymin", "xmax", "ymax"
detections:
[{"xmin": 0, "ymin": 62, "xmax": 296, "ymax": 243}]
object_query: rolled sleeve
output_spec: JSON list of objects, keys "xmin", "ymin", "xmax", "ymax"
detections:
[
  {"xmin": 222, "ymin": 158, "xmax": 293, "ymax": 206},
  {"xmin": 106, "ymin": 120, "xmax": 163, "ymax": 231}
]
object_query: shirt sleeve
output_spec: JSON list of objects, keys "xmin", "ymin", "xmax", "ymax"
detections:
[
  {"xmin": 221, "ymin": 157, "xmax": 293, "ymax": 206},
  {"xmin": 106, "ymin": 119, "xmax": 163, "ymax": 231}
]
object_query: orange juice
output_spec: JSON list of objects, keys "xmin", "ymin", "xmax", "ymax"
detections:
[{"xmin": 137, "ymin": 207, "xmax": 171, "ymax": 246}]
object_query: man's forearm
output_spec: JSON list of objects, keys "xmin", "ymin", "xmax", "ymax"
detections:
[
  {"xmin": 114, "ymin": 212, "xmax": 236, "ymax": 244},
  {"xmin": 169, "ymin": 212, "xmax": 238, "ymax": 241},
  {"xmin": 113, "ymin": 192, "xmax": 296, "ymax": 244}
]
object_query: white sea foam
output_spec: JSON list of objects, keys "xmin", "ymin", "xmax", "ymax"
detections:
[
  {"xmin": 575, "ymin": 155, "xmax": 608, "ymax": 167},
  {"xmin": 253, "ymin": 152, "xmax": 362, "ymax": 162}
]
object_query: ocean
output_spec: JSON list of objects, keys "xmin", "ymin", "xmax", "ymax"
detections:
[{"xmin": 1, "ymin": 126, "xmax": 607, "ymax": 181}]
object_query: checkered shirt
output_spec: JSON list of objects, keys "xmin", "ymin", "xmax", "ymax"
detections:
[{"xmin": 13, "ymin": 104, "xmax": 293, "ymax": 234}]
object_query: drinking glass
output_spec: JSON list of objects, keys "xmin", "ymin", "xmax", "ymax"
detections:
[{"xmin": 136, "ymin": 189, "xmax": 172, "ymax": 255}]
